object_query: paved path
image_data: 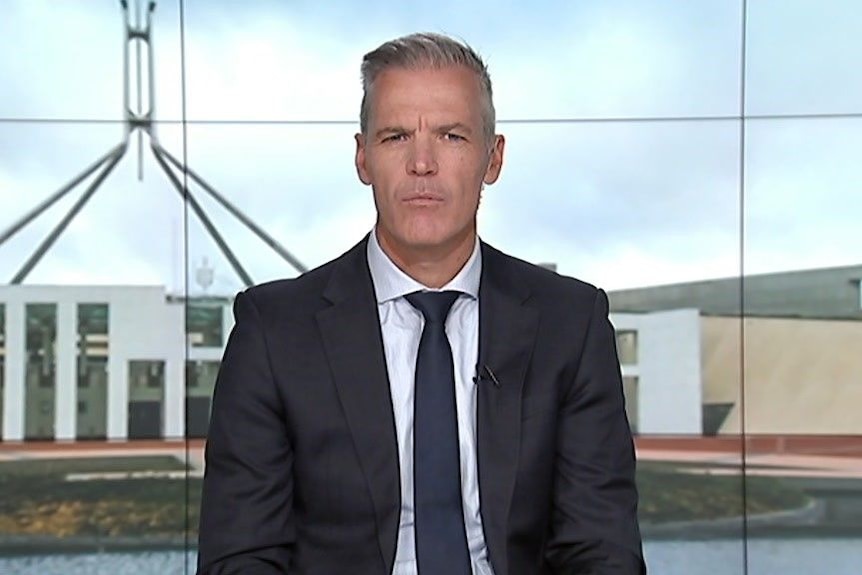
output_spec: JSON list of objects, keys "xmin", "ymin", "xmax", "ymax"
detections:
[
  {"xmin": 2, "ymin": 440, "xmax": 861, "ymax": 479},
  {"xmin": 637, "ymin": 448, "xmax": 862, "ymax": 479}
]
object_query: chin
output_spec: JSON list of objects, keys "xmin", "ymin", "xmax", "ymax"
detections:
[
  {"xmin": 399, "ymin": 232, "xmax": 448, "ymax": 251},
  {"xmin": 380, "ymin": 217, "xmax": 471, "ymax": 255}
]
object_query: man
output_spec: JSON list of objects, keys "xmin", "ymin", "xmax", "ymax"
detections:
[{"xmin": 197, "ymin": 33, "xmax": 644, "ymax": 574}]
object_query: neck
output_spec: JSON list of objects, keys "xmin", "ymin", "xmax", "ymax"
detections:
[{"xmin": 376, "ymin": 228, "xmax": 476, "ymax": 289}]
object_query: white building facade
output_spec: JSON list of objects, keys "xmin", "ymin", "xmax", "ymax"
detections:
[
  {"xmin": 0, "ymin": 285, "xmax": 703, "ymax": 440},
  {"xmin": 0, "ymin": 285, "xmax": 229, "ymax": 441}
]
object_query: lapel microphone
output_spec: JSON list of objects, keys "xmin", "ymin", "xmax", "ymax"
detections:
[{"xmin": 473, "ymin": 364, "xmax": 501, "ymax": 388}]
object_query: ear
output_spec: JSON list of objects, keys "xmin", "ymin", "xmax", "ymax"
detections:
[
  {"xmin": 355, "ymin": 133, "xmax": 372, "ymax": 185},
  {"xmin": 483, "ymin": 134, "xmax": 505, "ymax": 185}
]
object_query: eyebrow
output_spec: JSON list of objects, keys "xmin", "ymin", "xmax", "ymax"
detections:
[
  {"xmin": 374, "ymin": 126, "xmax": 410, "ymax": 140},
  {"xmin": 436, "ymin": 123, "xmax": 473, "ymax": 135},
  {"xmin": 373, "ymin": 122, "xmax": 474, "ymax": 140}
]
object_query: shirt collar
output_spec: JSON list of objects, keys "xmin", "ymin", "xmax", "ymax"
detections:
[{"xmin": 366, "ymin": 227, "xmax": 482, "ymax": 304}]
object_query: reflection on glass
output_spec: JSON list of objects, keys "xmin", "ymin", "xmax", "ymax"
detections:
[{"xmin": 25, "ymin": 303, "xmax": 56, "ymax": 440}]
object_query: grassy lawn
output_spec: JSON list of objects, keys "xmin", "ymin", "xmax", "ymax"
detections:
[
  {"xmin": 0, "ymin": 457, "xmax": 201, "ymax": 538},
  {"xmin": 637, "ymin": 461, "xmax": 809, "ymax": 524},
  {"xmin": 0, "ymin": 457, "xmax": 809, "ymax": 538}
]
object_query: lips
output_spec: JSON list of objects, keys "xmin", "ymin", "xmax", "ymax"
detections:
[{"xmin": 402, "ymin": 193, "xmax": 444, "ymax": 205}]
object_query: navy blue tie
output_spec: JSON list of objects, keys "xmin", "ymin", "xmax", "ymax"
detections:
[{"xmin": 405, "ymin": 291, "xmax": 471, "ymax": 575}]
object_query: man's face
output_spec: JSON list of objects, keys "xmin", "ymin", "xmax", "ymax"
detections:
[{"xmin": 355, "ymin": 66, "xmax": 504, "ymax": 261}]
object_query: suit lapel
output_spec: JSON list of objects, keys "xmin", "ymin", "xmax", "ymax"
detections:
[
  {"xmin": 476, "ymin": 243, "xmax": 539, "ymax": 575},
  {"xmin": 315, "ymin": 239, "xmax": 400, "ymax": 574}
]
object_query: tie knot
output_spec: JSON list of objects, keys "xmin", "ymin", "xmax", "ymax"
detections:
[{"xmin": 405, "ymin": 290, "xmax": 460, "ymax": 323}]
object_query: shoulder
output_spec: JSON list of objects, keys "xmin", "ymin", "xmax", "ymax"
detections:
[
  {"xmin": 238, "ymin": 237, "xmax": 367, "ymax": 318},
  {"xmin": 481, "ymin": 241, "xmax": 600, "ymax": 306}
]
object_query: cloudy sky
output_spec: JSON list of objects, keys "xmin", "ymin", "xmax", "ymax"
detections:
[{"xmin": 0, "ymin": 0, "xmax": 860, "ymax": 296}]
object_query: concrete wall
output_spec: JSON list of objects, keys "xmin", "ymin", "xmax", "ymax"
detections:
[
  {"xmin": 611, "ymin": 309, "xmax": 703, "ymax": 434},
  {"xmin": 703, "ymin": 315, "xmax": 862, "ymax": 434}
]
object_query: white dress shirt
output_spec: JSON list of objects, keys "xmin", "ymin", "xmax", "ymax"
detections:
[{"xmin": 366, "ymin": 229, "xmax": 495, "ymax": 575}]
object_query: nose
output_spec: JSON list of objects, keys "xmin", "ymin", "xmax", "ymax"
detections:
[{"xmin": 407, "ymin": 137, "xmax": 438, "ymax": 176}]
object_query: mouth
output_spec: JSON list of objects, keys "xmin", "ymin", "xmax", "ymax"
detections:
[{"xmin": 402, "ymin": 193, "xmax": 444, "ymax": 206}]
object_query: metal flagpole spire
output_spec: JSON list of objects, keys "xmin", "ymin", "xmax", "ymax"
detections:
[{"xmin": 0, "ymin": 0, "xmax": 307, "ymax": 287}]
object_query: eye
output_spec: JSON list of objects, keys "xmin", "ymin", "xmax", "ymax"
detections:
[
  {"xmin": 382, "ymin": 133, "xmax": 408, "ymax": 143},
  {"xmin": 443, "ymin": 132, "xmax": 466, "ymax": 142}
]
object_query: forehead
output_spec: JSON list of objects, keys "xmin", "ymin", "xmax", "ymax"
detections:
[{"xmin": 368, "ymin": 66, "xmax": 484, "ymax": 125}]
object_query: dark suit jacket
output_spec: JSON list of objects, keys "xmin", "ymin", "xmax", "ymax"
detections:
[{"xmin": 197, "ymin": 238, "xmax": 645, "ymax": 574}]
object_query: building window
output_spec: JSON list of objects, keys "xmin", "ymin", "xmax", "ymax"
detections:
[
  {"xmin": 25, "ymin": 304, "xmax": 57, "ymax": 440},
  {"xmin": 187, "ymin": 304, "xmax": 223, "ymax": 348},
  {"xmin": 78, "ymin": 304, "xmax": 109, "ymax": 364},
  {"xmin": 26, "ymin": 303, "xmax": 57, "ymax": 388},
  {"xmin": 186, "ymin": 360, "xmax": 220, "ymax": 389},
  {"xmin": 129, "ymin": 360, "xmax": 165, "ymax": 389},
  {"xmin": 128, "ymin": 360, "xmax": 165, "ymax": 440},
  {"xmin": 615, "ymin": 330, "xmax": 638, "ymax": 365}
]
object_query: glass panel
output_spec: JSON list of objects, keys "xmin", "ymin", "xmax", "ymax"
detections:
[
  {"xmin": 182, "ymin": 120, "xmax": 741, "ymax": 293},
  {"xmin": 0, "ymin": 121, "xmax": 187, "ymax": 286},
  {"xmin": 0, "ymin": 0, "xmax": 184, "ymax": 122},
  {"xmin": 746, "ymin": 0, "xmax": 862, "ymax": 116},
  {"xmin": 0, "ymin": 303, "xmax": 5, "ymax": 439},
  {"xmin": 183, "ymin": 0, "xmax": 741, "ymax": 122},
  {"xmin": 495, "ymin": 121, "xmax": 741, "ymax": 289},
  {"xmin": 183, "ymin": 123, "xmax": 369, "ymax": 296},
  {"xmin": 184, "ymin": 112, "xmax": 744, "ymax": 570},
  {"xmin": 0, "ymin": 119, "xmax": 187, "ymax": 571},
  {"xmin": 743, "ymin": 117, "xmax": 862, "ymax": 573}
]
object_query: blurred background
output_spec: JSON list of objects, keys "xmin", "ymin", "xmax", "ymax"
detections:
[{"xmin": 0, "ymin": 1, "xmax": 860, "ymax": 573}]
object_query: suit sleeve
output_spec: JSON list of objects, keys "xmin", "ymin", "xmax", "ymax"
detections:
[
  {"xmin": 545, "ymin": 288, "xmax": 646, "ymax": 575},
  {"xmin": 197, "ymin": 291, "xmax": 295, "ymax": 574}
]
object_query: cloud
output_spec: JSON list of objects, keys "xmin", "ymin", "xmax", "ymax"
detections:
[
  {"xmin": 745, "ymin": 0, "xmax": 862, "ymax": 115},
  {"xmin": 1, "ymin": 0, "xmax": 860, "ymax": 293},
  {"xmin": 0, "ymin": 0, "xmax": 185, "ymax": 121}
]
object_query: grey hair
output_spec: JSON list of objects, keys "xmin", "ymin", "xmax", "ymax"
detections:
[{"xmin": 359, "ymin": 32, "xmax": 496, "ymax": 144}]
